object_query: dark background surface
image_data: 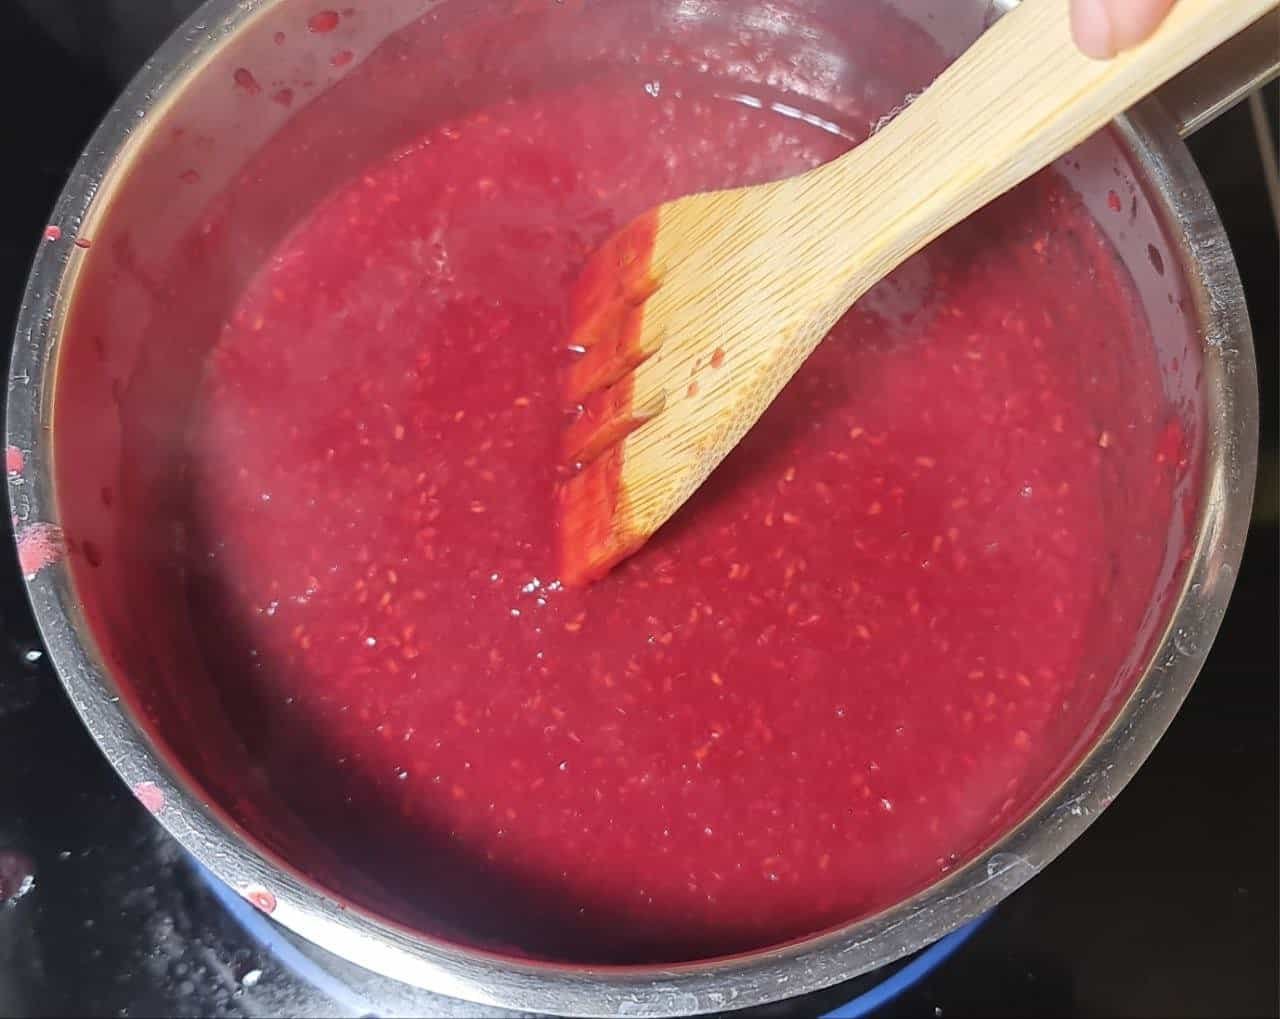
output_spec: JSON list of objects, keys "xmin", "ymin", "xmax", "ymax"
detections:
[{"xmin": 1, "ymin": 3, "xmax": 1276, "ymax": 1016}]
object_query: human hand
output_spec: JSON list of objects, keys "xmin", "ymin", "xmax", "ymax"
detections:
[{"xmin": 1070, "ymin": 0, "xmax": 1177, "ymax": 58}]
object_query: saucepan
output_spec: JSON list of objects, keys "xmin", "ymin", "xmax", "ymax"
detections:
[{"xmin": 7, "ymin": 0, "xmax": 1272, "ymax": 1013}]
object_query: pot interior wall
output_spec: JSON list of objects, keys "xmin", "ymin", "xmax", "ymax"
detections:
[{"xmin": 50, "ymin": 0, "xmax": 1204, "ymax": 961}]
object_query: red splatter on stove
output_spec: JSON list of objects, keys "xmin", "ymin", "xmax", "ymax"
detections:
[
  {"xmin": 17, "ymin": 523, "xmax": 65, "ymax": 579},
  {"xmin": 6, "ymin": 446, "xmax": 24, "ymax": 474},
  {"xmin": 273, "ymin": 30, "xmax": 287, "ymax": 45},
  {"xmin": 74, "ymin": 237, "xmax": 92, "ymax": 249},
  {"xmin": 132, "ymin": 781, "xmax": 166, "ymax": 814},
  {"xmin": 330, "ymin": 49, "xmax": 353, "ymax": 67},
  {"xmin": 43, "ymin": 225, "xmax": 61, "ymax": 242},
  {"xmin": 1106, "ymin": 189, "xmax": 1122, "ymax": 212},
  {"xmin": 271, "ymin": 88, "xmax": 295, "ymax": 108}
]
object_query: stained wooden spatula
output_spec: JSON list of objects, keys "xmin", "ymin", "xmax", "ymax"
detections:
[{"xmin": 556, "ymin": 0, "xmax": 1276, "ymax": 585}]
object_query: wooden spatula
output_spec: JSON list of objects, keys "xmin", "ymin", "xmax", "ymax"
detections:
[{"xmin": 556, "ymin": 0, "xmax": 1276, "ymax": 585}]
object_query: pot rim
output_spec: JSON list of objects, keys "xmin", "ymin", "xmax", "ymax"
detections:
[{"xmin": 6, "ymin": 1, "xmax": 1258, "ymax": 1015}]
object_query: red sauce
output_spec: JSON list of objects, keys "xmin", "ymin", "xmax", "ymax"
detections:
[{"xmin": 177, "ymin": 25, "xmax": 1184, "ymax": 964}]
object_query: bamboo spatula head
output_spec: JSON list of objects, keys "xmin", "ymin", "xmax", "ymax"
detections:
[{"xmin": 557, "ymin": 178, "xmax": 850, "ymax": 586}]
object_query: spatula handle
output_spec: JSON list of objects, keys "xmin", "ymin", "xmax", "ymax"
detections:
[{"xmin": 808, "ymin": 0, "xmax": 1279, "ymax": 298}]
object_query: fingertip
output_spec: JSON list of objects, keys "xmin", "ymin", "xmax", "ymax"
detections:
[
  {"xmin": 1070, "ymin": 0, "xmax": 1116, "ymax": 59},
  {"xmin": 1106, "ymin": 0, "xmax": 1177, "ymax": 53}
]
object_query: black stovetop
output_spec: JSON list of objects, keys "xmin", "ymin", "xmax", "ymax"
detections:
[{"xmin": 1, "ymin": 6, "xmax": 1276, "ymax": 1017}]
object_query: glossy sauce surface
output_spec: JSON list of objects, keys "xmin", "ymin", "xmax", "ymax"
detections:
[{"xmin": 178, "ymin": 18, "xmax": 1187, "ymax": 963}]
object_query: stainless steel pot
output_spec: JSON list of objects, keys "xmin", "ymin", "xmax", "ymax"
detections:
[{"xmin": 7, "ymin": 1, "xmax": 1271, "ymax": 1014}]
